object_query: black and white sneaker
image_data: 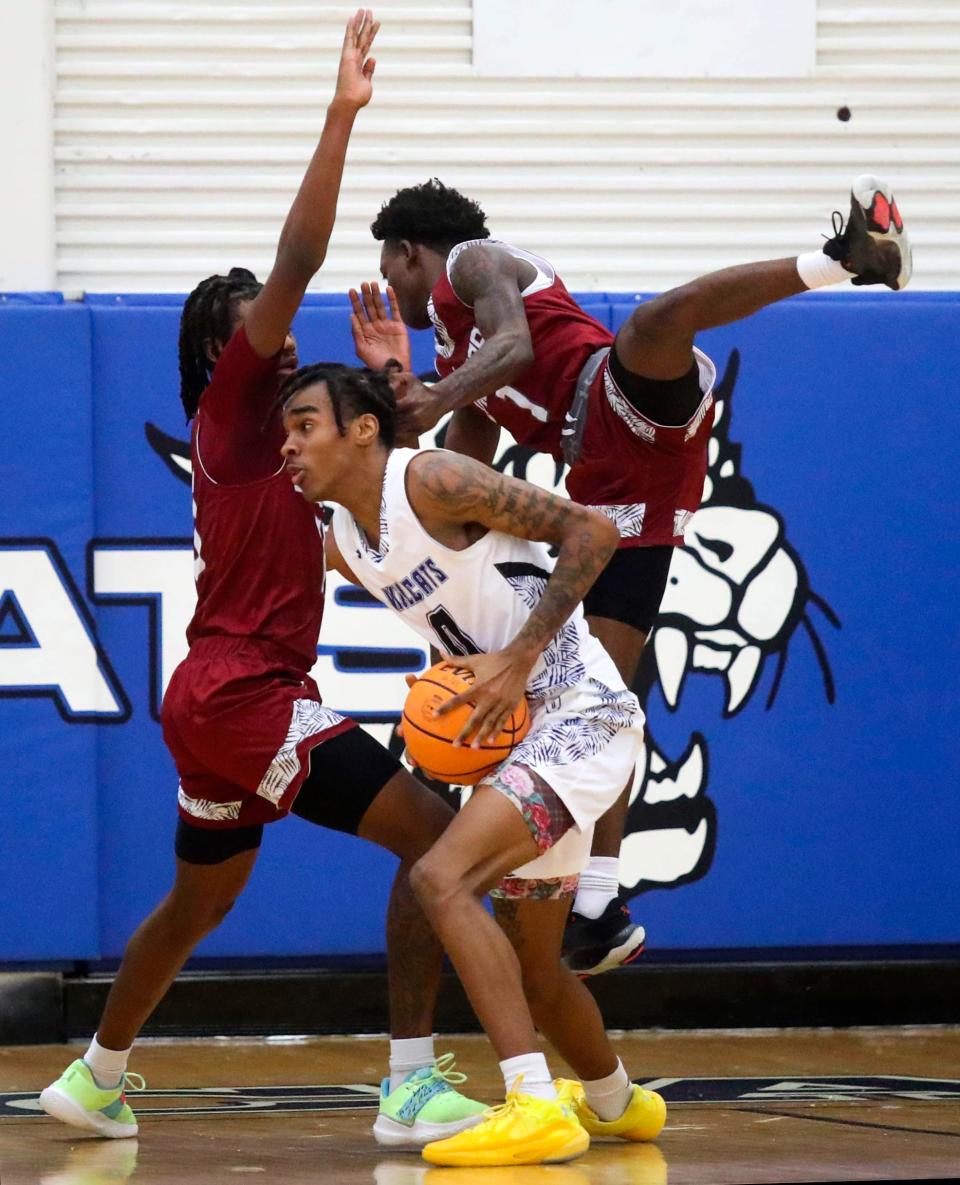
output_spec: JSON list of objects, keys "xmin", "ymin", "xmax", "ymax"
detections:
[
  {"xmin": 562, "ymin": 897, "xmax": 646, "ymax": 976},
  {"xmin": 823, "ymin": 174, "xmax": 911, "ymax": 291}
]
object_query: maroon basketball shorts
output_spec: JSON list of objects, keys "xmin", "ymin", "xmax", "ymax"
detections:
[
  {"xmin": 567, "ymin": 349, "xmax": 716, "ymax": 632},
  {"xmin": 161, "ymin": 636, "xmax": 355, "ymax": 830},
  {"xmin": 565, "ymin": 349, "xmax": 715, "ymax": 549}
]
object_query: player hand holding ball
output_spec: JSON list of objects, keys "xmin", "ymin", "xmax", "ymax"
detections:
[{"xmin": 433, "ymin": 648, "xmax": 534, "ymax": 748}]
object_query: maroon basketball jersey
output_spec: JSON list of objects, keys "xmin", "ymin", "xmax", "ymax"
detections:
[
  {"xmin": 431, "ymin": 240, "xmax": 612, "ymax": 458},
  {"xmin": 186, "ymin": 327, "xmax": 325, "ymax": 671},
  {"xmin": 430, "ymin": 239, "xmax": 715, "ymax": 548}
]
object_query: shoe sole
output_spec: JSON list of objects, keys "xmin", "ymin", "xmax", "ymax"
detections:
[
  {"xmin": 851, "ymin": 173, "xmax": 912, "ymax": 290},
  {"xmin": 373, "ymin": 1111, "xmax": 485, "ymax": 1148},
  {"xmin": 39, "ymin": 1085, "xmax": 138, "ymax": 1139},
  {"xmin": 422, "ymin": 1125, "xmax": 589, "ymax": 1167},
  {"xmin": 569, "ymin": 928, "xmax": 646, "ymax": 977}
]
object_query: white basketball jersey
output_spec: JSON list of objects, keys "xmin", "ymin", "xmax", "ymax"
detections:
[{"xmin": 330, "ymin": 448, "xmax": 628, "ymax": 702}]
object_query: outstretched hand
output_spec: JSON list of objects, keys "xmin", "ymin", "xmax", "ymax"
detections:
[
  {"xmin": 349, "ymin": 281, "xmax": 411, "ymax": 370},
  {"xmin": 434, "ymin": 650, "xmax": 534, "ymax": 748},
  {"xmin": 335, "ymin": 8, "xmax": 380, "ymax": 110}
]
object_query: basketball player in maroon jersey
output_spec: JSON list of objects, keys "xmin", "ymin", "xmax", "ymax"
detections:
[
  {"xmin": 39, "ymin": 14, "xmax": 489, "ymax": 1149},
  {"xmin": 350, "ymin": 174, "xmax": 911, "ymax": 972}
]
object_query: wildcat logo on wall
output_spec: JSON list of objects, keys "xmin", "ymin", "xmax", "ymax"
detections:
[
  {"xmin": 617, "ymin": 352, "xmax": 841, "ymax": 899},
  {"xmin": 140, "ymin": 350, "xmax": 840, "ymax": 900}
]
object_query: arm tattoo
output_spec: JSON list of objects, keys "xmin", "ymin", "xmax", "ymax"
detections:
[
  {"xmin": 509, "ymin": 519, "xmax": 614, "ymax": 657},
  {"xmin": 417, "ymin": 453, "xmax": 617, "ymax": 656},
  {"xmin": 451, "ymin": 244, "xmax": 500, "ymax": 304},
  {"xmin": 427, "ymin": 246, "xmax": 533, "ymax": 415}
]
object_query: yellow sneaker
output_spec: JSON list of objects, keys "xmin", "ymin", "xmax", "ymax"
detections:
[
  {"xmin": 421, "ymin": 1089, "xmax": 589, "ymax": 1167},
  {"xmin": 555, "ymin": 1078, "xmax": 666, "ymax": 1141}
]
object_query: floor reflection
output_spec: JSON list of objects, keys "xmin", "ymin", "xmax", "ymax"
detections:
[
  {"xmin": 372, "ymin": 1142, "xmax": 667, "ymax": 1185},
  {"xmin": 39, "ymin": 1137, "xmax": 139, "ymax": 1185}
]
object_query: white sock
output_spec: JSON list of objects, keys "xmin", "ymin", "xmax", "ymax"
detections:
[
  {"xmin": 389, "ymin": 1035, "xmax": 435, "ymax": 1092},
  {"xmin": 573, "ymin": 856, "xmax": 620, "ymax": 919},
  {"xmin": 583, "ymin": 1058, "xmax": 633, "ymax": 1121},
  {"xmin": 796, "ymin": 251, "xmax": 850, "ymax": 290},
  {"xmin": 500, "ymin": 1052, "xmax": 557, "ymax": 1101},
  {"xmin": 84, "ymin": 1035, "xmax": 132, "ymax": 1090}
]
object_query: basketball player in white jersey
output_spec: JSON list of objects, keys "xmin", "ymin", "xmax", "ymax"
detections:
[{"xmin": 280, "ymin": 362, "xmax": 667, "ymax": 1167}]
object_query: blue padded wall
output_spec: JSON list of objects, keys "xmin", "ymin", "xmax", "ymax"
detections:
[{"xmin": 0, "ymin": 291, "xmax": 957, "ymax": 960}]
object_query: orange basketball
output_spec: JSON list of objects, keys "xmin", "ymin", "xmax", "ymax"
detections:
[{"xmin": 402, "ymin": 661, "xmax": 531, "ymax": 785}]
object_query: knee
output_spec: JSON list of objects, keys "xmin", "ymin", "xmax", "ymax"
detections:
[
  {"xmin": 630, "ymin": 287, "xmax": 696, "ymax": 339},
  {"xmin": 410, "ymin": 852, "xmax": 462, "ymax": 915},
  {"xmin": 203, "ymin": 894, "xmax": 240, "ymax": 931},
  {"xmin": 165, "ymin": 888, "xmax": 239, "ymax": 939}
]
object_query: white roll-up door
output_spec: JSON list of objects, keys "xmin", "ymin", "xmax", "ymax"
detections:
[{"xmin": 54, "ymin": 0, "xmax": 960, "ymax": 292}]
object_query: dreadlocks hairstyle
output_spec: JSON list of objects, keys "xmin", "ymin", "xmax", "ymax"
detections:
[
  {"xmin": 178, "ymin": 267, "xmax": 263, "ymax": 421},
  {"xmin": 370, "ymin": 179, "xmax": 489, "ymax": 252},
  {"xmin": 279, "ymin": 363, "xmax": 398, "ymax": 449}
]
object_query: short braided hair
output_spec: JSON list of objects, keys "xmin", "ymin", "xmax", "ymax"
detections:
[
  {"xmin": 178, "ymin": 267, "xmax": 263, "ymax": 421},
  {"xmin": 371, "ymin": 179, "xmax": 489, "ymax": 252},
  {"xmin": 279, "ymin": 363, "xmax": 397, "ymax": 449}
]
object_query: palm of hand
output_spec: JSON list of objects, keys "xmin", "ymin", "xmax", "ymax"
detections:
[{"xmin": 357, "ymin": 317, "xmax": 407, "ymax": 361}]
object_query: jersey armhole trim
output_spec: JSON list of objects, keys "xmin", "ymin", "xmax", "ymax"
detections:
[
  {"xmin": 194, "ymin": 418, "xmax": 286, "ymax": 487},
  {"xmin": 194, "ymin": 422, "xmax": 219, "ymax": 487},
  {"xmin": 445, "ymin": 239, "xmax": 556, "ymax": 307}
]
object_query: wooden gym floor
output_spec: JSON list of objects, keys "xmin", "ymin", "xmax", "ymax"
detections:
[{"xmin": 1, "ymin": 1027, "xmax": 958, "ymax": 1184}]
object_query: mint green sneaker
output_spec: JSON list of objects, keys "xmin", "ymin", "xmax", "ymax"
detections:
[
  {"xmin": 39, "ymin": 1058, "xmax": 144, "ymax": 1138},
  {"xmin": 373, "ymin": 1052, "xmax": 488, "ymax": 1148}
]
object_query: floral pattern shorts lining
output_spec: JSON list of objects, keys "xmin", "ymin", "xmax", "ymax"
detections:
[
  {"xmin": 490, "ymin": 872, "xmax": 581, "ymax": 901},
  {"xmin": 484, "ymin": 763, "xmax": 578, "ymax": 901}
]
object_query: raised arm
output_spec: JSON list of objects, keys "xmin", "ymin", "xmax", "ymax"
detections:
[
  {"xmin": 244, "ymin": 10, "xmax": 379, "ymax": 360},
  {"xmin": 393, "ymin": 245, "xmax": 535, "ymax": 439},
  {"xmin": 408, "ymin": 450, "xmax": 619, "ymax": 743}
]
